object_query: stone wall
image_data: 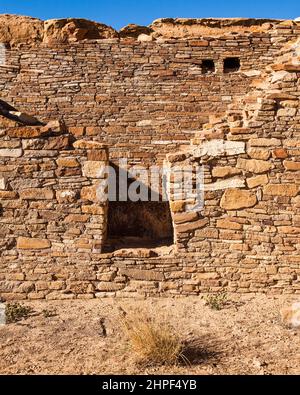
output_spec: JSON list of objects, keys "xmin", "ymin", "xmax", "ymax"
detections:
[
  {"xmin": 1, "ymin": 20, "xmax": 300, "ymax": 167},
  {"xmin": 0, "ymin": 18, "xmax": 300, "ymax": 299}
]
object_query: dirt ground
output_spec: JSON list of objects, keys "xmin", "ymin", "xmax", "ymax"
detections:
[{"xmin": 0, "ymin": 294, "xmax": 299, "ymax": 375}]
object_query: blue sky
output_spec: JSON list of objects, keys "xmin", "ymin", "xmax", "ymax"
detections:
[{"xmin": 0, "ymin": 1, "xmax": 299, "ymax": 30}]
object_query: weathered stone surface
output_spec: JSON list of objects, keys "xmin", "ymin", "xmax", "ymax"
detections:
[
  {"xmin": 150, "ymin": 17, "xmax": 278, "ymax": 39},
  {"xmin": 138, "ymin": 34, "xmax": 154, "ymax": 42},
  {"xmin": 82, "ymin": 161, "xmax": 107, "ymax": 178},
  {"xmin": 56, "ymin": 190, "xmax": 78, "ymax": 203},
  {"xmin": 220, "ymin": 189, "xmax": 257, "ymax": 210},
  {"xmin": 230, "ymin": 127, "xmax": 253, "ymax": 135},
  {"xmin": 119, "ymin": 268, "xmax": 164, "ymax": 281},
  {"xmin": 212, "ymin": 166, "xmax": 242, "ymax": 178},
  {"xmin": 0, "ymin": 148, "xmax": 22, "ymax": 157},
  {"xmin": 0, "ymin": 191, "xmax": 18, "ymax": 199},
  {"xmin": 249, "ymin": 138, "xmax": 281, "ymax": 147},
  {"xmin": 247, "ymin": 148, "xmax": 271, "ymax": 160},
  {"xmin": 80, "ymin": 186, "xmax": 97, "ymax": 202},
  {"xmin": 82, "ymin": 205, "xmax": 105, "ymax": 215},
  {"xmin": 17, "ymin": 237, "xmax": 51, "ymax": 250},
  {"xmin": 2, "ymin": 17, "xmax": 300, "ymax": 301},
  {"xmin": 277, "ymin": 108, "xmax": 297, "ymax": 117},
  {"xmin": 64, "ymin": 214, "xmax": 89, "ymax": 223},
  {"xmin": 237, "ymin": 158, "xmax": 272, "ymax": 174},
  {"xmin": 43, "ymin": 18, "xmax": 118, "ymax": 44},
  {"xmin": 170, "ymin": 200, "xmax": 185, "ymax": 213},
  {"xmin": 206, "ymin": 178, "xmax": 245, "ymax": 191},
  {"xmin": 195, "ymin": 140, "xmax": 245, "ymax": 157},
  {"xmin": 263, "ymin": 184, "xmax": 299, "ymax": 197},
  {"xmin": 273, "ymin": 148, "xmax": 288, "ymax": 159},
  {"xmin": 56, "ymin": 158, "xmax": 79, "ymax": 168},
  {"xmin": 173, "ymin": 212, "xmax": 198, "ymax": 224},
  {"xmin": 217, "ymin": 218, "xmax": 243, "ymax": 230},
  {"xmin": 119, "ymin": 24, "xmax": 153, "ymax": 38},
  {"xmin": 20, "ymin": 188, "xmax": 54, "ymax": 200},
  {"xmin": 194, "ymin": 272, "xmax": 220, "ymax": 280},
  {"xmin": 247, "ymin": 174, "xmax": 268, "ymax": 188},
  {"xmin": 97, "ymin": 282, "xmax": 125, "ymax": 292},
  {"xmin": 73, "ymin": 140, "xmax": 107, "ymax": 150},
  {"xmin": 283, "ymin": 160, "xmax": 300, "ymax": 171},
  {"xmin": 0, "ymin": 14, "xmax": 43, "ymax": 47},
  {"xmin": 87, "ymin": 150, "xmax": 108, "ymax": 161},
  {"xmin": 176, "ymin": 218, "xmax": 209, "ymax": 233},
  {"xmin": 7, "ymin": 127, "xmax": 48, "ymax": 138}
]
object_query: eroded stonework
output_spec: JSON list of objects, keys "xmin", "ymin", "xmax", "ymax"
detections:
[{"xmin": 0, "ymin": 16, "xmax": 300, "ymax": 299}]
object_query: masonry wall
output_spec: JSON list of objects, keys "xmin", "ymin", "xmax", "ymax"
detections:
[
  {"xmin": 1, "ymin": 21, "xmax": 300, "ymax": 300},
  {"xmin": 1, "ymin": 22, "xmax": 300, "ymax": 167}
]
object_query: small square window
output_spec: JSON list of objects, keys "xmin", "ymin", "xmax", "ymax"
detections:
[
  {"xmin": 202, "ymin": 59, "xmax": 215, "ymax": 74},
  {"xmin": 224, "ymin": 57, "xmax": 240, "ymax": 73}
]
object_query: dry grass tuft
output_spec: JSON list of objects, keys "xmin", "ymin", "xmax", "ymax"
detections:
[{"xmin": 119, "ymin": 307, "xmax": 185, "ymax": 366}]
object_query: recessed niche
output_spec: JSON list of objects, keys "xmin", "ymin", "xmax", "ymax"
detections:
[
  {"xmin": 201, "ymin": 59, "xmax": 215, "ymax": 74},
  {"xmin": 224, "ymin": 57, "xmax": 241, "ymax": 73}
]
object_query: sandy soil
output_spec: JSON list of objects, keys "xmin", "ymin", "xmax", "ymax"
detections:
[{"xmin": 0, "ymin": 295, "xmax": 299, "ymax": 375}]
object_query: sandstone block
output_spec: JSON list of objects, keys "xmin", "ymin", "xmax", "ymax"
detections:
[
  {"xmin": 277, "ymin": 108, "xmax": 297, "ymax": 117},
  {"xmin": 237, "ymin": 158, "xmax": 272, "ymax": 174},
  {"xmin": 56, "ymin": 190, "xmax": 78, "ymax": 203},
  {"xmin": 0, "ymin": 148, "xmax": 22, "ymax": 157},
  {"xmin": 263, "ymin": 184, "xmax": 299, "ymax": 197},
  {"xmin": 119, "ymin": 268, "xmax": 164, "ymax": 282},
  {"xmin": 82, "ymin": 161, "xmax": 107, "ymax": 178},
  {"xmin": 216, "ymin": 218, "xmax": 243, "ymax": 230},
  {"xmin": 277, "ymin": 226, "xmax": 300, "ymax": 234},
  {"xmin": 247, "ymin": 174, "xmax": 268, "ymax": 189},
  {"xmin": 17, "ymin": 237, "xmax": 51, "ymax": 250},
  {"xmin": 176, "ymin": 218, "xmax": 209, "ymax": 233},
  {"xmin": 97, "ymin": 282, "xmax": 125, "ymax": 292},
  {"xmin": 73, "ymin": 140, "xmax": 107, "ymax": 150},
  {"xmin": 212, "ymin": 166, "xmax": 242, "ymax": 178},
  {"xmin": 206, "ymin": 177, "xmax": 245, "ymax": 191},
  {"xmin": 220, "ymin": 189, "xmax": 257, "ymax": 210},
  {"xmin": 87, "ymin": 149, "xmax": 108, "ymax": 161},
  {"xmin": 273, "ymin": 148, "xmax": 288, "ymax": 159},
  {"xmin": 170, "ymin": 200, "xmax": 185, "ymax": 213},
  {"xmin": 194, "ymin": 140, "xmax": 245, "ymax": 157},
  {"xmin": 195, "ymin": 272, "xmax": 220, "ymax": 280},
  {"xmin": 190, "ymin": 40, "xmax": 209, "ymax": 47},
  {"xmin": 20, "ymin": 188, "xmax": 54, "ymax": 200},
  {"xmin": 56, "ymin": 158, "xmax": 79, "ymax": 168},
  {"xmin": 247, "ymin": 148, "xmax": 271, "ymax": 161},
  {"xmin": 7, "ymin": 127, "xmax": 48, "ymax": 138},
  {"xmin": 173, "ymin": 212, "xmax": 198, "ymax": 224},
  {"xmin": 138, "ymin": 34, "xmax": 153, "ymax": 42},
  {"xmin": 81, "ymin": 186, "xmax": 96, "ymax": 202},
  {"xmin": 64, "ymin": 214, "xmax": 90, "ymax": 223},
  {"xmin": 283, "ymin": 161, "xmax": 300, "ymax": 171},
  {"xmin": 82, "ymin": 205, "xmax": 106, "ymax": 215},
  {"xmin": 0, "ymin": 191, "xmax": 18, "ymax": 199},
  {"xmin": 249, "ymin": 138, "xmax": 281, "ymax": 147}
]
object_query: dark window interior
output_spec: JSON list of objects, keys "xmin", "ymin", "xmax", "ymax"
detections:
[
  {"xmin": 105, "ymin": 164, "xmax": 174, "ymax": 251},
  {"xmin": 224, "ymin": 57, "xmax": 240, "ymax": 73},
  {"xmin": 202, "ymin": 59, "xmax": 215, "ymax": 74}
]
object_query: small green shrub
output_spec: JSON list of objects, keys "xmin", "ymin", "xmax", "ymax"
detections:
[
  {"xmin": 204, "ymin": 293, "xmax": 227, "ymax": 311},
  {"xmin": 5, "ymin": 302, "xmax": 32, "ymax": 324}
]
